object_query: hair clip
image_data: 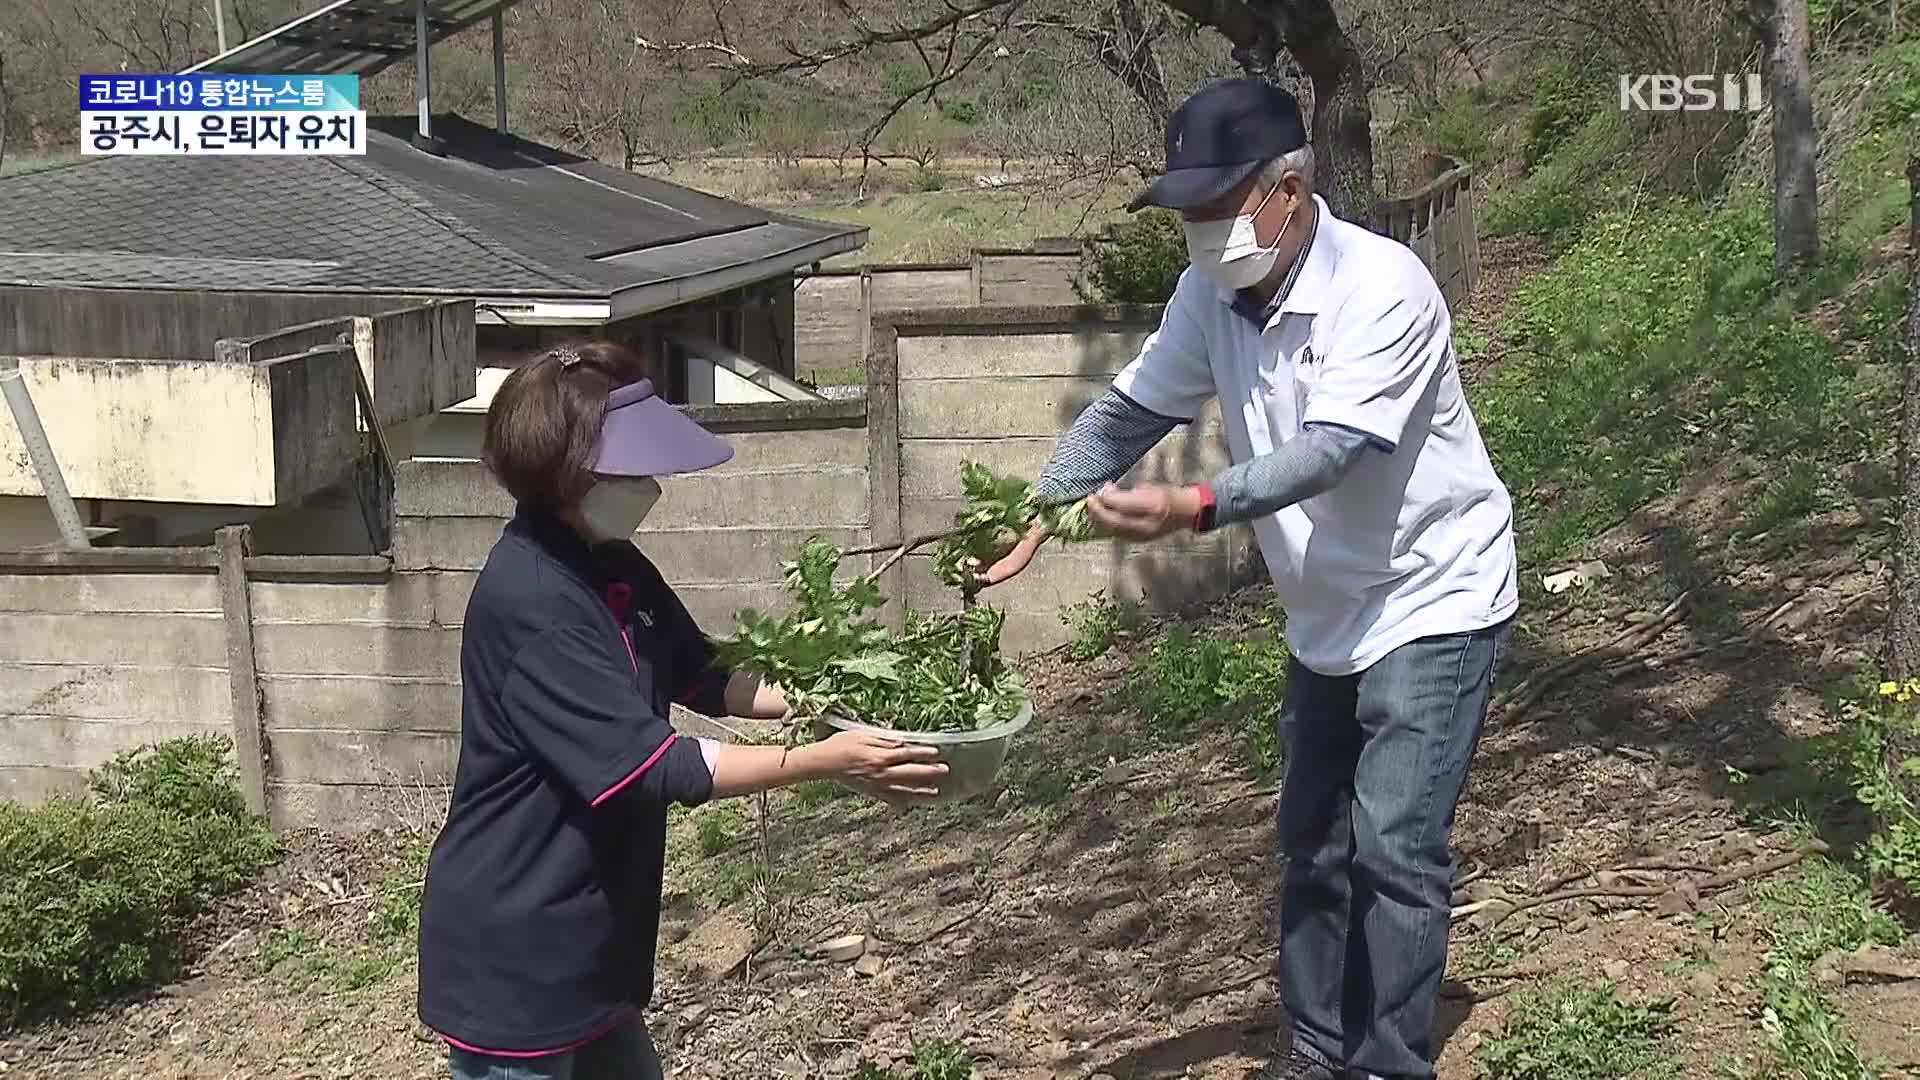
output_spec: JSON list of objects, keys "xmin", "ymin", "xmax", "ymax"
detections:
[{"xmin": 553, "ymin": 346, "xmax": 583, "ymax": 368}]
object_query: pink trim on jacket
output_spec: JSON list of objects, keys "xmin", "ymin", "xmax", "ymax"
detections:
[{"xmin": 436, "ymin": 1010, "xmax": 634, "ymax": 1058}]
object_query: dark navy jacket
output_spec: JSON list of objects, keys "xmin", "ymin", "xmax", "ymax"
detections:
[{"xmin": 417, "ymin": 508, "xmax": 725, "ymax": 1054}]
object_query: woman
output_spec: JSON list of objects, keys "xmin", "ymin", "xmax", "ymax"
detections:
[{"xmin": 416, "ymin": 341, "xmax": 945, "ymax": 1080}]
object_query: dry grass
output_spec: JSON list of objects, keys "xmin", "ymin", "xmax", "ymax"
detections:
[{"xmin": 643, "ymin": 156, "xmax": 1134, "ymax": 265}]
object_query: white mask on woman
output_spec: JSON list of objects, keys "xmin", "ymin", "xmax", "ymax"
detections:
[
  {"xmin": 578, "ymin": 475, "xmax": 663, "ymax": 543},
  {"xmin": 1182, "ymin": 183, "xmax": 1296, "ymax": 292}
]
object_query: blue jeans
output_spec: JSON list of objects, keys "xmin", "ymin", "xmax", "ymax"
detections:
[
  {"xmin": 1278, "ymin": 621, "xmax": 1510, "ymax": 1079},
  {"xmin": 447, "ymin": 1019, "xmax": 664, "ymax": 1080}
]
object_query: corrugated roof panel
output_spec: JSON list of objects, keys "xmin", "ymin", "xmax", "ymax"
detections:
[{"xmin": 184, "ymin": 0, "xmax": 524, "ymax": 78}]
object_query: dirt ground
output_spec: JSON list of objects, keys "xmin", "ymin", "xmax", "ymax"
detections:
[
  {"xmin": 2, "ymin": 228, "xmax": 1917, "ymax": 1075},
  {"xmin": 3, "ymin": 466, "xmax": 1918, "ymax": 1079}
]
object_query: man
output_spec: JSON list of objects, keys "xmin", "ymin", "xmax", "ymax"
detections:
[{"xmin": 980, "ymin": 79, "xmax": 1517, "ymax": 1080}]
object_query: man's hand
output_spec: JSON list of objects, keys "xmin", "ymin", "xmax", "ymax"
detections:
[
  {"xmin": 1086, "ymin": 483, "xmax": 1205, "ymax": 541},
  {"xmin": 968, "ymin": 521, "xmax": 1051, "ymax": 590}
]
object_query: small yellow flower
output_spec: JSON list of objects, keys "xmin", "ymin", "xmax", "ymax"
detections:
[{"xmin": 1880, "ymin": 681, "xmax": 1900, "ymax": 697}]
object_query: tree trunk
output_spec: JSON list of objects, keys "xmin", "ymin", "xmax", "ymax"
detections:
[
  {"xmin": 1446, "ymin": 26, "xmax": 1487, "ymax": 84},
  {"xmin": 1157, "ymin": 0, "xmax": 1378, "ymax": 226},
  {"xmin": 1762, "ymin": 0, "xmax": 1821, "ymax": 280},
  {"xmin": 1097, "ymin": 0, "xmax": 1174, "ymax": 125},
  {"xmin": 1253, "ymin": 0, "xmax": 1377, "ymax": 227},
  {"xmin": 1886, "ymin": 157, "xmax": 1920, "ymax": 831}
]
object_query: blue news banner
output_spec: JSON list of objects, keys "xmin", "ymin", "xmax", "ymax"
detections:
[{"xmin": 80, "ymin": 74, "xmax": 366, "ymax": 156}]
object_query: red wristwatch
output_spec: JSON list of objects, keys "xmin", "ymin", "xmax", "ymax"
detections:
[{"xmin": 1189, "ymin": 483, "xmax": 1218, "ymax": 533}]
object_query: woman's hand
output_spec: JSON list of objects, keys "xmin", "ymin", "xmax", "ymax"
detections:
[{"xmin": 807, "ymin": 731, "xmax": 947, "ymax": 800}]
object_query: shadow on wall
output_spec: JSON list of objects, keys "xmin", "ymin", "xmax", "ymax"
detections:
[{"xmin": 1060, "ymin": 319, "xmax": 1265, "ymax": 618}]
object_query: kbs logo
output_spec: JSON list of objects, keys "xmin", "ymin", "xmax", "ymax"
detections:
[{"xmin": 1618, "ymin": 74, "xmax": 1765, "ymax": 112}]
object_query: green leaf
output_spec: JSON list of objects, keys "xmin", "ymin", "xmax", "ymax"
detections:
[{"xmin": 832, "ymin": 652, "xmax": 907, "ymax": 683}]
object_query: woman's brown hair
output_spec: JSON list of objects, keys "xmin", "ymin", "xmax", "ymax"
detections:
[{"xmin": 482, "ymin": 341, "xmax": 649, "ymax": 510}]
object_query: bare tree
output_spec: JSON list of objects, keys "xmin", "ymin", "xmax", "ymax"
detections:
[
  {"xmin": 1226, "ymin": 0, "xmax": 1377, "ymax": 224},
  {"xmin": 73, "ymin": 0, "xmax": 206, "ymax": 73},
  {"xmin": 639, "ymin": 0, "xmax": 1380, "ymax": 223},
  {"xmin": 1021, "ymin": 0, "xmax": 1180, "ymax": 125},
  {"xmin": 1747, "ymin": 0, "xmax": 1819, "ymax": 280},
  {"xmin": 520, "ymin": 0, "xmax": 684, "ymax": 169}
]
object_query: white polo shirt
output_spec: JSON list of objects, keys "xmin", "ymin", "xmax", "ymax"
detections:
[{"xmin": 1111, "ymin": 194, "xmax": 1517, "ymax": 676}]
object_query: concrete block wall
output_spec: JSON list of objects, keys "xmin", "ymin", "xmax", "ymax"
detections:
[
  {"xmin": 877, "ymin": 306, "xmax": 1263, "ymax": 654},
  {"xmin": 0, "ymin": 347, "xmax": 362, "ymax": 508},
  {"xmin": 0, "ymin": 567, "xmax": 231, "ymax": 803},
  {"xmin": 390, "ymin": 405, "xmax": 873, "ymax": 635},
  {"xmin": 248, "ymin": 557, "xmax": 467, "ymax": 830},
  {"xmin": 975, "ymin": 248, "xmax": 1084, "ymax": 306},
  {"xmin": 0, "ymin": 305, "xmax": 1274, "ymax": 828},
  {"xmin": 793, "ymin": 247, "xmax": 1089, "ymax": 378}
]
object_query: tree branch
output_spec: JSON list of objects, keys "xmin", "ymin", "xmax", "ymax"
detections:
[{"xmin": 637, "ymin": 0, "xmax": 1024, "ymax": 77}]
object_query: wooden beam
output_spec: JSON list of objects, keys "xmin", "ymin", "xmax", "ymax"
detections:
[
  {"xmin": 216, "ymin": 526, "xmax": 270, "ymax": 819},
  {"xmin": 0, "ymin": 546, "xmax": 218, "ymax": 571},
  {"xmin": 243, "ymin": 553, "xmax": 393, "ymax": 580},
  {"xmin": 865, "ymin": 321, "xmax": 905, "ymax": 633}
]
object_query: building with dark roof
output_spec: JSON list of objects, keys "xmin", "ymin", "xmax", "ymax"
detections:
[
  {"xmin": 0, "ymin": 113, "xmax": 866, "ymax": 403},
  {"xmin": 0, "ymin": 0, "xmax": 869, "ymax": 551}
]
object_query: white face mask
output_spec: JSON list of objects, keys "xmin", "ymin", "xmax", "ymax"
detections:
[
  {"xmin": 1182, "ymin": 183, "xmax": 1296, "ymax": 291},
  {"xmin": 577, "ymin": 475, "xmax": 663, "ymax": 543}
]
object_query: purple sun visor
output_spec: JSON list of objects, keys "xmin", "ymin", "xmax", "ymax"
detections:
[{"xmin": 590, "ymin": 379, "xmax": 734, "ymax": 476}]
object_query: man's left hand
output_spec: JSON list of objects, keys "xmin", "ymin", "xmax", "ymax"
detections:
[{"xmin": 1085, "ymin": 483, "xmax": 1204, "ymax": 541}]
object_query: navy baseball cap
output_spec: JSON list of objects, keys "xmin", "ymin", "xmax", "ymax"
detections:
[{"xmin": 1129, "ymin": 78, "xmax": 1309, "ymax": 213}]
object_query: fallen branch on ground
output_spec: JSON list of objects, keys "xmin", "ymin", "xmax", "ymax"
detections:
[
  {"xmin": 1499, "ymin": 577, "xmax": 1860, "ymax": 726},
  {"xmin": 1458, "ymin": 964, "xmax": 1557, "ymax": 982},
  {"xmin": 1204, "ymin": 785, "xmax": 1280, "ymax": 811},
  {"xmin": 1493, "ymin": 591, "xmax": 1693, "ymax": 725},
  {"xmin": 1172, "ymin": 970, "xmax": 1269, "ymax": 1004},
  {"xmin": 871, "ymin": 890, "xmax": 995, "ymax": 949},
  {"xmin": 1481, "ymin": 840, "xmax": 1829, "ymax": 929}
]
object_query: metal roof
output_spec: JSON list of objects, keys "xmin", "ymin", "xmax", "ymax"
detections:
[{"xmin": 183, "ymin": 0, "xmax": 525, "ymax": 77}]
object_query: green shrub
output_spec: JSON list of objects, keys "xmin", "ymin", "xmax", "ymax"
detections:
[
  {"xmin": 940, "ymin": 99, "xmax": 980, "ymax": 125},
  {"xmin": 1060, "ymin": 590, "xmax": 1141, "ymax": 661},
  {"xmin": 882, "ymin": 62, "xmax": 925, "ymax": 101},
  {"xmin": 1477, "ymin": 980, "xmax": 1678, "ymax": 1080},
  {"xmin": 910, "ymin": 163, "xmax": 948, "ymax": 193},
  {"xmin": 695, "ymin": 803, "xmax": 746, "ymax": 857},
  {"xmin": 906, "ymin": 1039, "xmax": 975, "ymax": 1080},
  {"xmin": 0, "ymin": 735, "xmax": 280, "ymax": 1024},
  {"xmin": 1521, "ymin": 62, "xmax": 1606, "ymax": 172},
  {"xmin": 89, "ymin": 735, "xmax": 253, "ymax": 821},
  {"xmin": 1832, "ymin": 678, "xmax": 1920, "ymax": 896},
  {"xmin": 852, "ymin": 1051, "xmax": 978, "ymax": 1080},
  {"xmin": 1126, "ymin": 624, "xmax": 1287, "ymax": 776},
  {"xmin": 670, "ymin": 83, "xmax": 767, "ymax": 149},
  {"xmin": 1735, "ymin": 860, "xmax": 1905, "ymax": 1080},
  {"xmin": 1085, "ymin": 210, "xmax": 1187, "ymax": 304},
  {"xmin": 372, "ymin": 839, "xmax": 431, "ymax": 944},
  {"xmin": 1483, "ymin": 107, "xmax": 1641, "ymax": 248},
  {"xmin": 1411, "ymin": 90, "xmax": 1503, "ymax": 174},
  {"xmin": 1473, "ymin": 196, "xmax": 1884, "ymax": 566}
]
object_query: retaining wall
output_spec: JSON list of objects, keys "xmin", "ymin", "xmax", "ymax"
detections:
[{"xmin": 0, "ymin": 308, "xmax": 1267, "ymax": 831}]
